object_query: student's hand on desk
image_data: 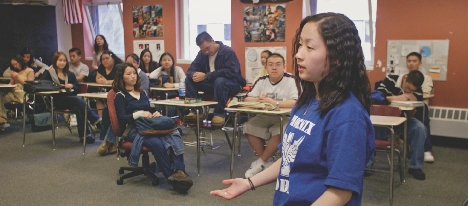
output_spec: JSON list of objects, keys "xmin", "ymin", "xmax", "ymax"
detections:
[
  {"xmin": 163, "ymin": 82, "xmax": 174, "ymax": 88},
  {"xmin": 63, "ymin": 84, "xmax": 73, "ymax": 89},
  {"xmin": 258, "ymin": 94, "xmax": 274, "ymax": 104},
  {"xmin": 393, "ymin": 94, "xmax": 411, "ymax": 101},
  {"xmin": 192, "ymin": 72, "xmax": 206, "ymax": 82},
  {"xmin": 34, "ymin": 71, "xmax": 41, "ymax": 78}
]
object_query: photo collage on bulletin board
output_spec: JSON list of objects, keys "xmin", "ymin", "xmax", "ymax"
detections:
[
  {"xmin": 243, "ymin": 4, "xmax": 286, "ymax": 42},
  {"xmin": 132, "ymin": 5, "xmax": 163, "ymax": 38},
  {"xmin": 245, "ymin": 47, "xmax": 286, "ymax": 84},
  {"xmin": 133, "ymin": 40, "xmax": 165, "ymax": 62},
  {"xmin": 387, "ymin": 40, "xmax": 449, "ymax": 81}
]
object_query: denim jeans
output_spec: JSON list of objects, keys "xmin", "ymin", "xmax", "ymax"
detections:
[
  {"xmin": 127, "ymin": 127, "xmax": 185, "ymax": 178},
  {"xmin": 185, "ymin": 76, "xmax": 242, "ymax": 117},
  {"xmin": 55, "ymin": 96, "xmax": 100, "ymax": 138},
  {"xmin": 407, "ymin": 117, "xmax": 427, "ymax": 169},
  {"xmin": 367, "ymin": 118, "xmax": 427, "ymax": 169}
]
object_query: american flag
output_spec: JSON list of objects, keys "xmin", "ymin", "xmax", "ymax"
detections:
[{"xmin": 62, "ymin": 0, "xmax": 83, "ymax": 24}]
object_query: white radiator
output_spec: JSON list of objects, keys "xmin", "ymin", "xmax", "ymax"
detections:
[{"xmin": 429, "ymin": 106, "xmax": 468, "ymax": 139}]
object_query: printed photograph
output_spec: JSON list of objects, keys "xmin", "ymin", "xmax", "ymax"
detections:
[
  {"xmin": 132, "ymin": 5, "xmax": 163, "ymax": 38},
  {"xmin": 244, "ymin": 4, "xmax": 286, "ymax": 42}
]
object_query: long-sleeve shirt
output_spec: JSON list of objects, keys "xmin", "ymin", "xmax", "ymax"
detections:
[{"xmin": 186, "ymin": 41, "xmax": 246, "ymax": 87}]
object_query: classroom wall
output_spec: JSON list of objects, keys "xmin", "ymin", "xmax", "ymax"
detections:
[
  {"xmin": 231, "ymin": 0, "xmax": 303, "ymax": 76},
  {"xmin": 368, "ymin": 0, "xmax": 468, "ymax": 108}
]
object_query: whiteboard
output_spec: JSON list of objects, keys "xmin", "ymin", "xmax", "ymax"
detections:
[{"xmin": 387, "ymin": 40, "xmax": 449, "ymax": 81}]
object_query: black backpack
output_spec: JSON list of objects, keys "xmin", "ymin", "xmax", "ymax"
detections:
[{"xmin": 24, "ymin": 80, "xmax": 61, "ymax": 93}]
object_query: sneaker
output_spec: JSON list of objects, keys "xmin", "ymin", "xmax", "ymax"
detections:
[
  {"xmin": 408, "ymin": 168, "xmax": 426, "ymax": 180},
  {"xmin": 168, "ymin": 170, "xmax": 193, "ymax": 194},
  {"xmin": 211, "ymin": 116, "xmax": 225, "ymax": 126},
  {"xmin": 97, "ymin": 141, "xmax": 110, "ymax": 155},
  {"xmin": 183, "ymin": 113, "xmax": 204, "ymax": 122},
  {"xmin": 424, "ymin": 151, "xmax": 434, "ymax": 163},
  {"xmin": 108, "ymin": 143, "xmax": 117, "ymax": 154},
  {"xmin": 245, "ymin": 159, "xmax": 265, "ymax": 178}
]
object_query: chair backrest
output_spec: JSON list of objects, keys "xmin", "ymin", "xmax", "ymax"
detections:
[
  {"xmin": 107, "ymin": 89, "xmax": 123, "ymax": 136},
  {"xmin": 370, "ymin": 105, "xmax": 401, "ymax": 117},
  {"xmin": 78, "ymin": 83, "xmax": 88, "ymax": 94}
]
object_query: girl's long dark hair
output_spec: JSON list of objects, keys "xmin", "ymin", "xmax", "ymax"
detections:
[
  {"xmin": 158, "ymin": 52, "xmax": 175, "ymax": 77},
  {"xmin": 140, "ymin": 49, "xmax": 158, "ymax": 73},
  {"xmin": 99, "ymin": 50, "xmax": 123, "ymax": 66},
  {"xmin": 113, "ymin": 63, "xmax": 142, "ymax": 93},
  {"xmin": 9, "ymin": 54, "xmax": 27, "ymax": 72},
  {"xmin": 293, "ymin": 13, "xmax": 372, "ymax": 116},
  {"xmin": 20, "ymin": 47, "xmax": 35, "ymax": 67},
  {"xmin": 94, "ymin": 35, "xmax": 109, "ymax": 53}
]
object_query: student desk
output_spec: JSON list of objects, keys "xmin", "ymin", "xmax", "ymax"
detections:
[
  {"xmin": 0, "ymin": 84, "xmax": 15, "ymax": 88},
  {"xmin": 22, "ymin": 90, "xmax": 59, "ymax": 149},
  {"xmin": 370, "ymin": 115, "xmax": 407, "ymax": 206},
  {"xmin": 150, "ymin": 100, "xmax": 218, "ymax": 175},
  {"xmin": 85, "ymin": 83, "xmax": 113, "ymax": 88},
  {"xmin": 77, "ymin": 92, "xmax": 108, "ymax": 155},
  {"xmin": 224, "ymin": 107, "xmax": 291, "ymax": 178},
  {"xmin": 0, "ymin": 77, "xmax": 11, "ymax": 84}
]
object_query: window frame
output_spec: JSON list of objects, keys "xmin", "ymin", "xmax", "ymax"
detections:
[
  {"xmin": 310, "ymin": 0, "xmax": 376, "ymax": 69},
  {"xmin": 83, "ymin": 2, "xmax": 125, "ymax": 58}
]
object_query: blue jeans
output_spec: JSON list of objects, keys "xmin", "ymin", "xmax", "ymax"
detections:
[
  {"xmin": 367, "ymin": 117, "xmax": 427, "ymax": 169},
  {"xmin": 127, "ymin": 127, "xmax": 185, "ymax": 178},
  {"xmin": 55, "ymin": 96, "xmax": 100, "ymax": 138},
  {"xmin": 185, "ymin": 76, "xmax": 242, "ymax": 117},
  {"xmin": 407, "ymin": 117, "xmax": 427, "ymax": 169}
]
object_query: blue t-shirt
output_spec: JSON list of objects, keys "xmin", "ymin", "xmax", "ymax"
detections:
[{"xmin": 273, "ymin": 93, "xmax": 375, "ymax": 206}]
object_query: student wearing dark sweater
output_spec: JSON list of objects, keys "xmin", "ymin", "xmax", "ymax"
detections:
[
  {"xmin": 101, "ymin": 63, "xmax": 193, "ymax": 193},
  {"xmin": 42, "ymin": 52, "xmax": 101, "ymax": 143}
]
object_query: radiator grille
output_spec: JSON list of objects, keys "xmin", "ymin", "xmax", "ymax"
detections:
[
  {"xmin": 429, "ymin": 106, "xmax": 468, "ymax": 139},
  {"xmin": 429, "ymin": 106, "xmax": 468, "ymax": 121}
]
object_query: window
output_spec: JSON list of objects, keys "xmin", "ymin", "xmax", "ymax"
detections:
[
  {"xmin": 84, "ymin": 3, "xmax": 125, "ymax": 57},
  {"xmin": 314, "ymin": 0, "xmax": 377, "ymax": 68},
  {"xmin": 180, "ymin": 0, "xmax": 231, "ymax": 61}
]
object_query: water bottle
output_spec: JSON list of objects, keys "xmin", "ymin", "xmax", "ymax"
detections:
[{"xmin": 178, "ymin": 81, "xmax": 186, "ymax": 100}]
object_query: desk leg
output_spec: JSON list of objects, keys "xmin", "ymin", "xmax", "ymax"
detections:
[
  {"xmin": 83, "ymin": 97, "xmax": 89, "ymax": 155},
  {"xmin": 51, "ymin": 95, "xmax": 56, "ymax": 150},
  {"xmin": 22, "ymin": 93, "xmax": 27, "ymax": 147},
  {"xmin": 230, "ymin": 112, "xmax": 239, "ymax": 179},
  {"xmin": 403, "ymin": 121, "xmax": 408, "ymax": 182},
  {"xmin": 196, "ymin": 108, "xmax": 200, "ymax": 176},
  {"xmin": 389, "ymin": 126, "xmax": 395, "ymax": 206}
]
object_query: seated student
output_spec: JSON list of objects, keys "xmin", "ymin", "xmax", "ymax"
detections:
[
  {"xmin": 377, "ymin": 70, "xmax": 428, "ymax": 180},
  {"xmin": 396, "ymin": 52, "xmax": 434, "ymax": 163},
  {"xmin": 0, "ymin": 55, "xmax": 34, "ymax": 131},
  {"xmin": 184, "ymin": 31, "xmax": 246, "ymax": 126},
  {"xmin": 68, "ymin": 48, "xmax": 89, "ymax": 83},
  {"xmin": 106, "ymin": 63, "xmax": 193, "ymax": 193},
  {"xmin": 139, "ymin": 49, "xmax": 159, "ymax": 77},
  {"xmin": 150, "ymin": 52, "xmax": 186, "ymax": 89},
  {"xmin": 95, "ymin": 50, "xmax": 123, "ymax": 117},
  {"xmin": 149, "ymin": 52, "xmax": 185, "ymax": 116},
  {"xmin": 252, "ymin": 50, "xmax": 272, "ymax": 83},
  {"xmin": 243, "ymin": 53, "xmax": 298, "ymax": 178},
  {"xmin": 42, "ymin": 52, "xmax": 101, "ymax": 143},
  {"xmin": 3, "ymin": 47, "xmax": 48, "ymax": 78},
  {"xmin": 126, "ymin": 53, "xmax": 149, "ymax": 94}
]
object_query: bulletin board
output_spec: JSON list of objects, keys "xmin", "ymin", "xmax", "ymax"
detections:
[
  {"xmin": 245, "ymin": 46, "xmax": 286, "ymax": 84},
  {"xmin": 133, "ymin": 40, "xmax": 165, "ymax": 62},
  {"xmin": 387, "ymin": 40, "xmax": 449, "ymax": 81}
]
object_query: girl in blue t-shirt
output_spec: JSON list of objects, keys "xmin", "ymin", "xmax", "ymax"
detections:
[{"xmin": 211, "ymin": 13, "xmax": 375, "ymax": 206}]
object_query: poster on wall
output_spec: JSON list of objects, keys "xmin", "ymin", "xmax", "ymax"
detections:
[
  {"xmin": 243, "ymin": 4, "xmax": 286, "ymax": 42},
  {"xmin": 132, "ymin": 5, "xmax": 163, "ymax": 38},
  {"xmin": 245, "ymin": 46, "xmax": 286, "ymax": 84},
  {"xmin": 387, "ymin": 40, "xmax": 449, "ymax": 81},
  {"xmin": 133, "ymin": 40, "xmax": 165, "ymax": 62}
]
